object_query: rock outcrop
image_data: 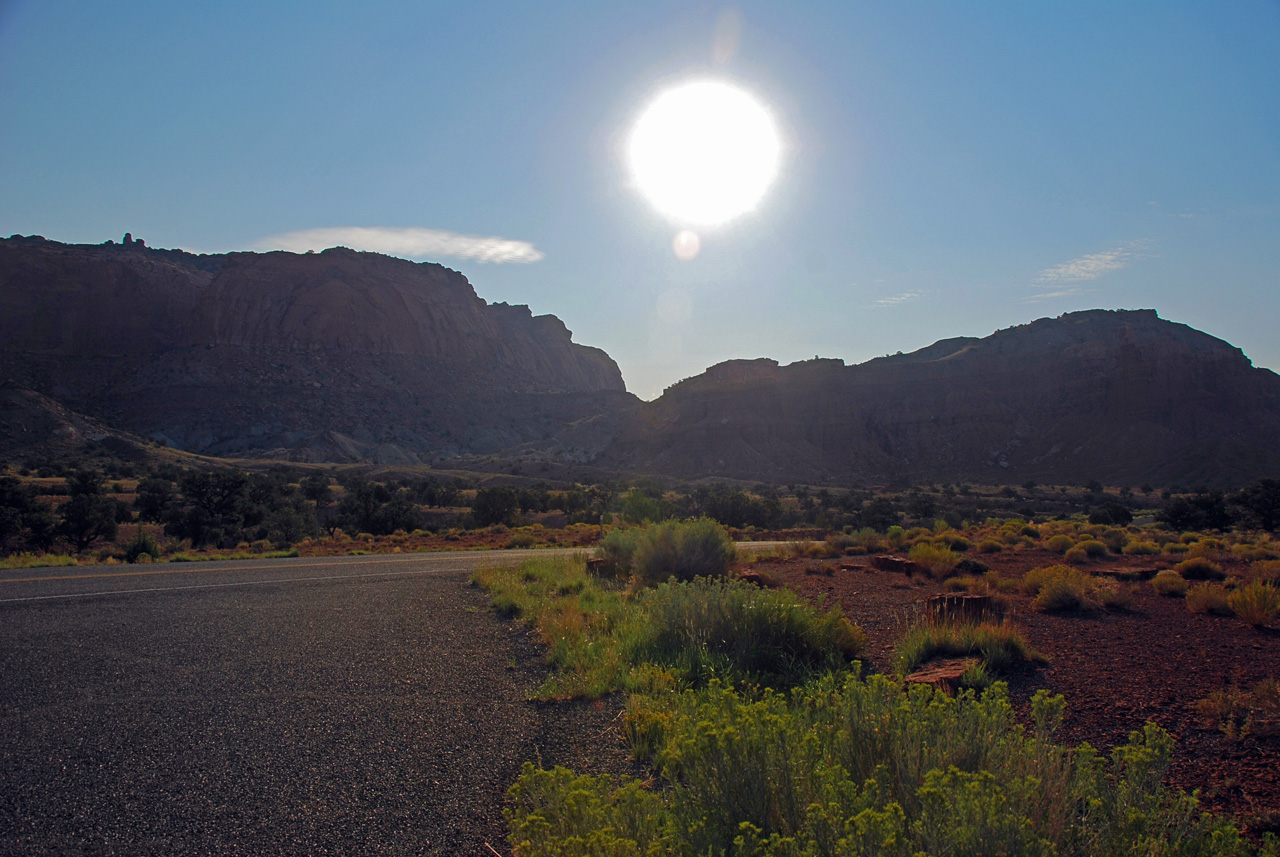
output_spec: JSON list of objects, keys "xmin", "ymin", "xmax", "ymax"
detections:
[
  {"xmin": 0, "ymin": 235, "xmax": 635, "ymax": 461},
  {"xmin": 598, "ymin": 310, "xmax": 1280, "ymax": 487}
]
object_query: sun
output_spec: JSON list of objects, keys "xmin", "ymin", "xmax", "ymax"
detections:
[{"xmin": 627, "ymin": 80, "xmax": 781, "ymax": 227}]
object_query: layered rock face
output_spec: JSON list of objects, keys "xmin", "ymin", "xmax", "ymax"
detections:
[
  {"xmin": 598, "ymin": 310, "xmax": 1280, "ymax": 487},
  {"xmin": 0, "ymin": 236, "xmax": 634, "ymax": 461}
]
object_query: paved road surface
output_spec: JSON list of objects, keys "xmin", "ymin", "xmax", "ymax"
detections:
[{"xmin": 0, "ymin": 549, "xmax": 628, "ymax": 856}]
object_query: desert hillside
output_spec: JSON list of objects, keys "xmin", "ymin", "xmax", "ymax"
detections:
[
  {"xmin": 597, "ymin": 309, "xmax": 1280, "ymax": 487},
  {"xmin": 0, "ymin": 235, "xmax": 636, "ymax": 463}
]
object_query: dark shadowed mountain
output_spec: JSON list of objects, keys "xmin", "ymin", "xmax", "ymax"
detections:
[
  {"xmin": 0, "ymin": 235, "xmax": 637, "ymax": 464},
  {"xmin": 3, "ymin": 236, "xmax": 1277, "ymax": 488},
  {"xmin": 596, "ymin": 309, "xmax": 1280, "ymax": 488}
]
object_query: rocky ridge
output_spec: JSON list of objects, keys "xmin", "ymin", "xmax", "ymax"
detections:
[
  {"xmin": 0, "ymin": 235, "xmax": 636, "ymax": 462},
  {"xmin": 597, "ymin": 309, "xmax": 1280, "ymax": 487}
]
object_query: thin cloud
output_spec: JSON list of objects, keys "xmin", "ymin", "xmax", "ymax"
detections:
[
  {"xmin": 1033, "ymin": 242, "xmax": 1147, "ymax": 283},
  {"xmin": 254, "ymin": 226, "xmax": 544, "ymax": 263},
  {"xmin": 1023, "ymin": 287, "xmax": 1094, "ymax": 303},
  {"xmin": 869, "ymin": 290, "xmax": 923, "ymax": 308}
]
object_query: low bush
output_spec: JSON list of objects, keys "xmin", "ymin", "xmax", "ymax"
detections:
[
  {"xmin": 1063, "ymin": 546, "xmax": 1089, "ymax": 564},
  {"xmin": 907, "ymin": 541, "xmax": 960, "ymax": 579},
  {"xmin": 1077, "ymin": 539, "xmax": 1109, "ymax": 558},
  {"xmin": 1151, "ymin": 569, "xmax": 1188, "ymax": 597},
  {"xmin": 1044, "ymin": 534, "xmax": 1075, "ymax": 553},
  {"xmin": 1163, "ymin": 542, "xmax": 1191, "ymax": 555},
  {"xmin": 977, "ymin": 537, "xmax": 1004, "ymax": 553},
  {"xmin": 511, "ymin": 678, "xmax": 1264, "ymax": 857},
  {"xmin": 1020, "ymin": 564, "xmax": 1117, "ymax": 612},
  {"xmin": 1123, "ymin": 540, "xmax": 1161, "ymax": 556},
  {"xmin": 1228, "ymin": 581, "xmax": 1280, "ymax": 627},
  {"xmin": 602, "ymin": 518, "xmax": 736, "ymax": 588},
  {"xmin": 1186, "ymin": 582, "xmax": 1232, "ymax": 615},
  {"xmin": 1175, "ymin": 556, "xmax": 1225, "ymax": 581},
  {"xmin": 124, "ymin": 526, "xmax": 161, "ymax": 563},
  {"xmin": 595, "ymin": 527, "xmax": 643, "ymax": 578}
]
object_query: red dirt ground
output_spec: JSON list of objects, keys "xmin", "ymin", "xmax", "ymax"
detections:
[{"xmin": 761, "ymin": 548, "xmax": 1280, "ymax": 836}]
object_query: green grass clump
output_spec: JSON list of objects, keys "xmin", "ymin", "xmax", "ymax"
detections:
[
  {"xmin": 635, "ymin": 577, "xmax": 866, "ymax": 688},
  {"xmin": 511, "ymin": 677, "xmax": 1267, "ymax": 857},
  {"xmin": 1175, "ymin": 556, "xmax": 1225, "ymax": 581},
  {"xmin": 908, "ymin": 541, "xmax": 961, "ymax": 579},
  {"xmin": 1228, "ymin": 581, "xmax": 1280, "ymax": 627},
  {"xmin": 1151, "ymin": 569, "xmax": 1188, "ymax": 597},
  {"xmin": 895, "ymin": 619, "xmax": 1044, "ymax": 676}
]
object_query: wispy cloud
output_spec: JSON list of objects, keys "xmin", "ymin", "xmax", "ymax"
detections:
[
  {"xmin": 253, "ymin": 226, "xmax": 544, "ymax": 264},
  {"xmin": 869, "ymin": 290, "xmax": 923, "ymax": 308},
  {"xmin": 1023, "ymin": 287, "xmax": 1094, "ymax": 303},
  {"xmin": 1033, "ymin": 242, "xmax": 1148, "ymax": 283}
]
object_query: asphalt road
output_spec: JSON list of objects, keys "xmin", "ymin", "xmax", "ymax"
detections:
[{"xmin": 0, "ymin": 549, "xmax": 627, "ymax": 856}]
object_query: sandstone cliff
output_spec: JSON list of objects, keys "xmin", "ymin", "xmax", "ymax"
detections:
[
  {"xmin": 597, "ymin": 310, "xmax": 1280, "ymax": 487},
  {"xmin": 0, "ymin": 235, "xmax": 635, "ymax": 461}
]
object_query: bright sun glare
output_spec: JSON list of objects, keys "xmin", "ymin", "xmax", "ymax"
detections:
[{"xmin": 628, "ymin": 80, "xmax": 781, "ymax": 227}]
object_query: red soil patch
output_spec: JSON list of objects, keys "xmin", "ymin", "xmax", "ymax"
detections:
[{"xmin": 762, "ymin": 547, "xmax": 1280, "ymax": 836}]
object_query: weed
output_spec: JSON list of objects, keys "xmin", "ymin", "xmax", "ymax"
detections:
[{"xmin": 1228, "ymin": 581, "xmax": 1280, "ymax": 627}]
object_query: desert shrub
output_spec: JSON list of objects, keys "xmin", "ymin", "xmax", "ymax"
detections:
[
  {"xmin": 1185, "ymin": 582, "xmax": 1232, "ymax": 615},
  {"xmin": 938, "ymin": 533, "xmax": 970, "ymax": 551},
  {"xmin": 1163, "ymin": 542, "xmax": 1191, "ymax": 555},
  {"xmin": 123, "ymin": 526, "xmax": 160, "ymax": 563},
  {"xmin": 907, "ymin": 541, "xmax": 960, "ymax": 579},
  {"xmin": 506, "ymin": 532, "xmax": 536, "ymax": 549},
  {"xmin": 1151, "ymin": 569, "xmax": 1188, "ymax": 597},
  {"xmin": 1044, "ymin": 534, "xmax": 1075, "ymax": 553},
  {"xmin": 1020, "ymin": 564, "xmax": 1113, "ymax": 612},
  {"xmin": 512, "ymin": 677, "xmax": 1263, "ymax": 857},
  {"xmin": 1077, "ymin": 539, "xmax": 1109, "ymax": 558},
  {"xmin": 1098, "ymin": 583, "xmax": 1135, "ymax": 611},
  {"xmin": 1175, "ymin": 556, "xmax": 1225, "ymax": 581},
  {"xmin": 0, "ymin": 552, "xmax": 77, "ymax": 569},
  {"xmin": 977, "ymin": 537, "xmax": 1004, "ymax": 554},
  {"xmin": 1249, "ymin": 559, "xmax": 1280, "ymax": 584},
  {"xmin": 1228, "ymin": 581, "xmax": 1280, "ymax": 627},
  {"xmin": 1123, "ymin": 540, "xmax": 1160, "ymax": 556},
  {"xmin": 1098, "ymin": 528, "xmax": 1130, "ymax": 553},
  {"xmin": 1180, "ymin": 532, "xmax": 1201, "ymax": 544},
  {"xmin": 635, "ymin": 577, "xmax": 866, "ymax": 688},
  {"xmin": 895, "ymin": 619, "xmax": 1043, "ymax": 676},
  {"xmin": 1196, "ymin": 678, "xmax": 1280, "ymax": 740},
  {"xmin": 1063, "ymin": 546, "xmax": 1089, "ymax": 564},
  {"xmin": 885, "ymin": 524, "xmax": 905, "ymax": 548}
]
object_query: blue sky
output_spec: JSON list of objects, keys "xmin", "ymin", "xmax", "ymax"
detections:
[{"xmin": 2, "ymin": 1, "xmax": 1277, "ymax": 400}]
